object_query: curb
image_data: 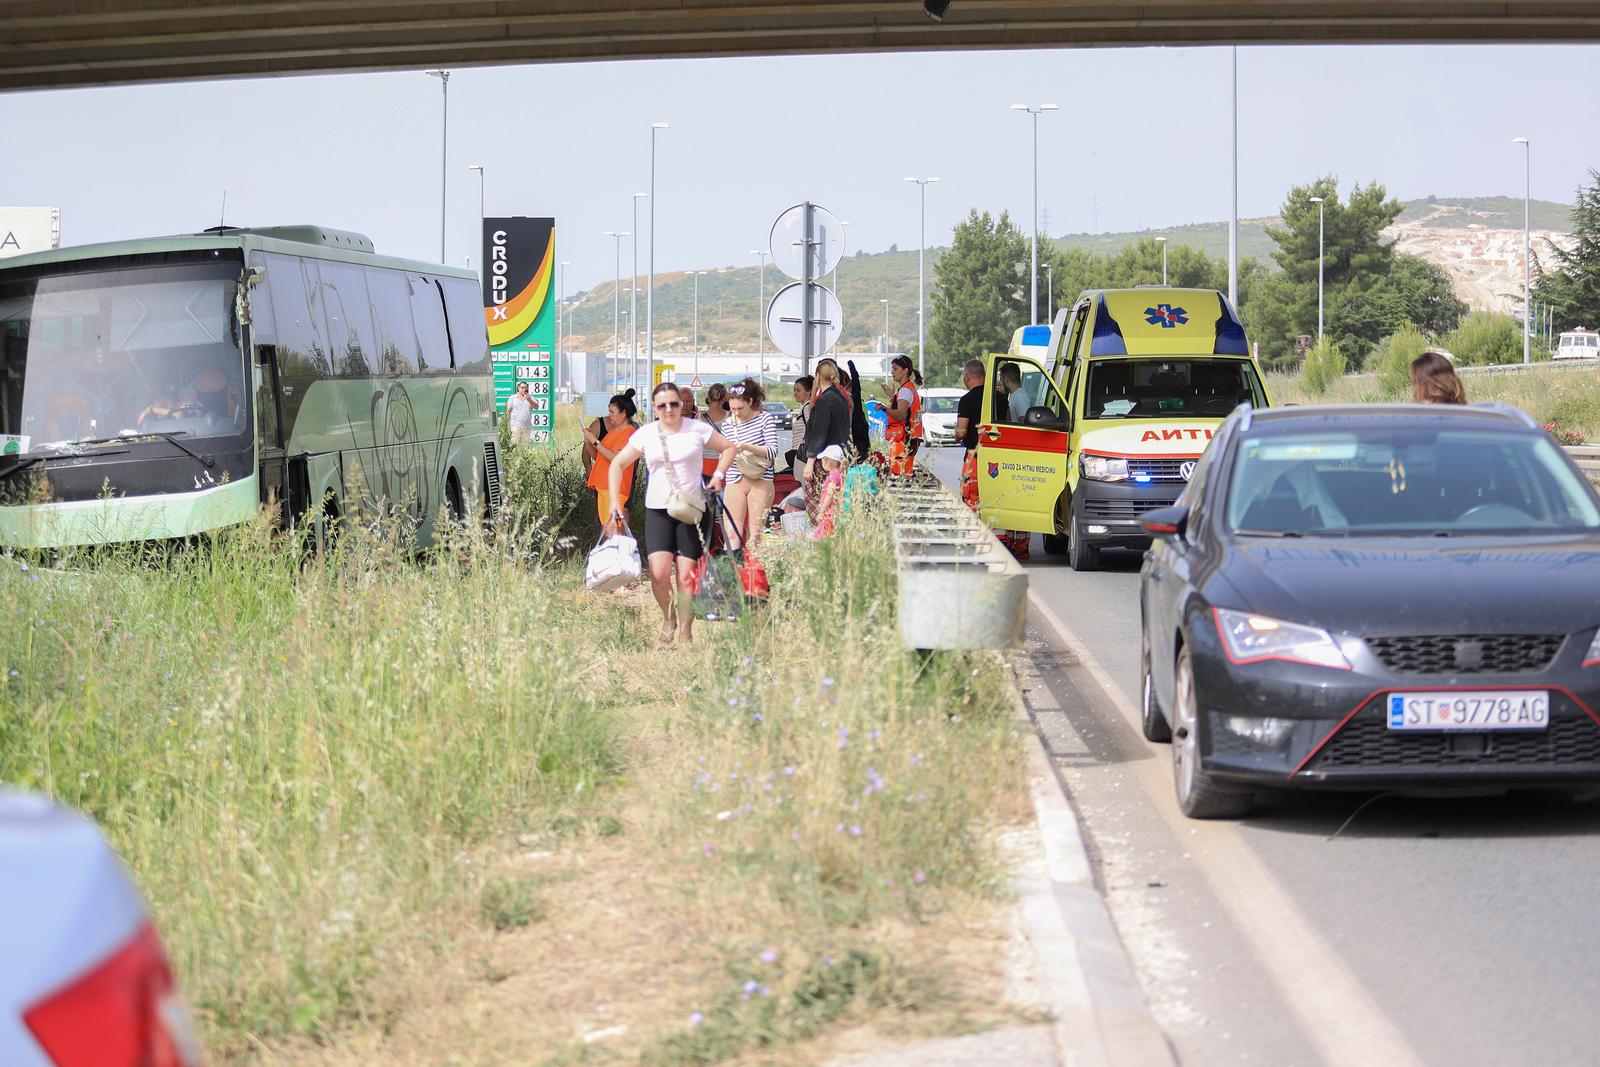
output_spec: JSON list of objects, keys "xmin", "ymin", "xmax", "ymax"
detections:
[{"xmin": 1007, "ymin": 650, "xmax": 1176, "ymax": 1067}]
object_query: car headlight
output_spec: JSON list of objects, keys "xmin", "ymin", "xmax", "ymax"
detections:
[
  {"xmin": 1585, "ymin": 629, "xmax": 1600, "ymax": 667},
  {"xmin": 1082, "ymin": 455, "xmax": 1129, "ymax": 482},
  {"xmin": 1214, "ymin": 608, "xmax": 1352, "ymax": 670}
]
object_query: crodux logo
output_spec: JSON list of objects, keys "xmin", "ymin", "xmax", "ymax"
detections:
[{"xmin": 1179, "ymin": 461, "xmax": 1197, "ymax": 481}]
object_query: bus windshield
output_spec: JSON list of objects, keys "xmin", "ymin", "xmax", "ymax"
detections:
[
  {"xmin": 0, "ymin": 261, "xmax": 247, "ymax": 453},
  {"xmin": 1084, "ymin": 357, "xmax": 1264, "ymax": 420}
]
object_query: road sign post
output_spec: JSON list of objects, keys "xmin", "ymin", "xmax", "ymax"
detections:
[{"xmin": 767, "ymin": 201, "xmax": 846, "ymax": 378}]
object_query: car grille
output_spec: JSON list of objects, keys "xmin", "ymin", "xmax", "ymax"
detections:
[
  {"xmin": 1126, "ymin": 459, "xmax": 1192, "ymax": 483},
  {"xmin": 1366, "ymin": 634, "xmax": 1564, "ymax": 675},
  {"xmin": 1081, "ymin": 497, "xmax": 1178, "ymax": 521},
  {"xmin": 1309, "ymin": 706, "xmax": 1600, "ymax": 770}
]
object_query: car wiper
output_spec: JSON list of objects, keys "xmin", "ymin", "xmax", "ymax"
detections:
[
  {"xmin": 1233, "ymin": 528, "xmax": 1305, "ymax": 538},
  {"xmin": 139, "ymin": 431, "xmax": 215, "ymax": 469},
  {"xmin": 0, "ymin": 455, "xmax": 44, "ymax": 482}
]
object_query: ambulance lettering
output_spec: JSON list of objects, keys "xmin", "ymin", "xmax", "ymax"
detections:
[{"xmin": 1140, "ymin": 428, "xmax": 1214, "ymax": 443}]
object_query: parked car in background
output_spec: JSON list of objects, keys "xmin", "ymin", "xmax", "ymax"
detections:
[
  {"xmin": 762, "ymin": 401, "xmax": 792, "ymax": 430},
  {"xmin": 1, "ymin": 790, "xmax": 200, "ymax": 1067},
  {"xmin": 1139, "ymin": 403, "xmax": 1600, "ymax": 819},
  {"xmin": 919, "ymin": 387, "xmax": 966, "ymax": 445}
]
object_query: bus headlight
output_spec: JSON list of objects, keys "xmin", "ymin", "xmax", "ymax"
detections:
[{"xmin": 1081, "ymin": 455, "xmax": 1128, "ymax": 482}]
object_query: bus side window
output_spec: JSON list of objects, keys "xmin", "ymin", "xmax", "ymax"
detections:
[
  {"xmin": 366, "ymin": 267, "xmax": 419, "ymax": 376},
  {"xmin": 440, "ymin": 277, "xmax": 490, "ymax": 375},
  {"xmin": 321, "ymin": 262, "xmax": 379, "ymax": 378},
  {"xmin": 262, "ymin": 253, "xmax": 328, "ymax": 437},
  {"xmin": 411, "ymin": 276, "xmax": 450, "ymax": 373}
]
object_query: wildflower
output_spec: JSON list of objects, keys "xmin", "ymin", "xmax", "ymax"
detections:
[
  {"xmin": 869, "ymin": 729, "xmax": 881, "ymax": 742},
  {"xmin": 822, "ymin": 677, "xmax": 835, "ymax": 688},
  {"xmin": 835, "ymin": 822, "xmax": 846, "ymax": 833},
  {"xmin": 913, "ymin": 870, "xmax": 926, "ymax": 884},
  {"xmin": 751, "ymin": 712, "xmax": 764, "ymax": 724},
  {"xmin": 689, "ymin": 1011, "xmax": 705, "ymax": 1026},
  {"xmin": 910, "ymin": 755, "xmax": 923, "ymax": 767},
  {"xmin": 849, "ymin": 824, "xmax": 862, "ymax": 837},
  {"xmin": 759, "ymin": 984, "xmax": 772, "ymax": 997},
  {"xmin": 742, "ymin": 979, "xmax": 758, "ymax": 998},
  {"xmin": 783, "ymin": 765, "xmax": 797, "ymax": 777},
  {"xmin": 759, "ymin": 948, "xmax": 778, "ymax": 964},
  {"xmin": 703, "ymin": 842, "xmax": 715, "ymax": 856}
]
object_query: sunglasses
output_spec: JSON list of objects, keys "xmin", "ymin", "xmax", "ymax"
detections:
[
  {"xmin": 728, "ymin": 384, "xmax": 748, "ymax": 396},
  {"xmin": 655, "ymin": 400, "xmax": 683, "ymax": 411}
]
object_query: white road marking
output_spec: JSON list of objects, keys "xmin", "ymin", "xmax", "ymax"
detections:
[{"xmin": 1028, "ymin": 589, "xmax": 1424, "ymax": 1067}]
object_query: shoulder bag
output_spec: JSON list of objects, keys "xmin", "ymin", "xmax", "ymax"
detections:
[{"xmin": 657, "ymin": 422, "xmax": 705, "ymax": 524}]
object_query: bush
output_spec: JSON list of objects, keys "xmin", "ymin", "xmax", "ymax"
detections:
[
  {"xmin": 1371, "ymin": 324, "xmax": 1430, "ymax": 398},
  {"xmin": 1545, "ymin": 422, "xmax": 1587, "ymax": 446},
  {"xmin": 1441, "ymin": 312, "xmax": 1523, "ymax": 366},
  {"xmin": 1300, "ymin": 337, "xmax": 1347, "ymax": 396}
]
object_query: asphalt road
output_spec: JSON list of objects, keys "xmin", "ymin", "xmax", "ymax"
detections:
[{"xmin": 926, "ymin": 444, "xmax": 1600, "ymax": 1066}]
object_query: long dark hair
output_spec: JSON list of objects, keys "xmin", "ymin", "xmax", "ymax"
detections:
[
  {"xmin": 729, "ymin": 377, "xmax": 765, "ymax": 408},
  {"xmin": 1410, "ymin": 351, "xmax": 1466, "ymax": 405},
  {"xmin": 892, "ymin": 354, "xmax": 924, "ymax": 387},
  {"xmin": 609, "ymin": 387, "xmax": 638, "ymax": 420}
]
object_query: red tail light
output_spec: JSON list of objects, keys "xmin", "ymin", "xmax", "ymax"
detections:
[{"xmin": 23, "ymin": 921, "xmax": 200, "ymax": 1067}]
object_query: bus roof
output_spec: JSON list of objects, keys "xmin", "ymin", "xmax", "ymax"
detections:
[
  {"xmin": 0, "ymin": 225, "xmax": 477, "ymax": 281},
  {"xmin": 1078, "ymin": 286, "xmax": 1251, "ymax": 359}
]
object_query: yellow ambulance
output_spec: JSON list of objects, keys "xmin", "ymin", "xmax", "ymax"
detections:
[{"xmin": 976, "ymin": 287, "xmax": 1270, "ymax": 570}]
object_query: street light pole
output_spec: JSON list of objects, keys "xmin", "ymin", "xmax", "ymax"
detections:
[
  {"xmin": 1514, "ymin": 137, "xmax": 1531, "ymax": 364},
  {"xmin": 1228, "ymin": 47, "xmax": 1238, "ymax": 306},
  {"xmin": 631, "ymin": 192, "xmax": 646, "ymax": 390},
  {"xmin": 647, "ymin": 122, "xmax": 669, "ymax": 391},
  {"xmin": 904, "ymin": 177, "xmax": 939, "ymax": 380},
  {"xmin": 750, "ymin": 249, "xmax": 768, "ymax": 384},
  {"xmin": 425, "ymin": 70, "xmax": 450, "ymax": 262},
  {"xmin": 1156, "ymin": 236, "xmax": 1167, "ymax": 286},
  {"xmin": 1309, "ymin": 196, "xmax": 1325, "ymax": 341},
  {"xmin": 1010, "ymin": 104, "xmax": 1058, "ymax": 326},
  {"xmin": 604, "ymin": 230, "xmax": 630, "ymax": 389}
]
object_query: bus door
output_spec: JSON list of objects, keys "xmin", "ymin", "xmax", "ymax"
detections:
[
  {"xmin": 976, "ymin": 353, "xmax": 1071, "ymax": 534},
  {"xmin": 254, "ymin": 342, "xmax": 291, "ymax": 523}
]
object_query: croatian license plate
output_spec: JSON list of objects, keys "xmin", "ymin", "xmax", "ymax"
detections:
[{"xmin": 1387, "ymin": 691, "xmax": 1550, "ymax": 731}]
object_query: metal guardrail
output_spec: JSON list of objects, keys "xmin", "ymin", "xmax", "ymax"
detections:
[
  {"xmin": 891, "ymin": 467, "xmax": 1027, "ymax": 651},
  {"xmin": 1457, "ymin": 360, "xmax": 1590, "ymax": 377},
  {"xmin": 1565, "ymin": 445, "xmax": 1600, "ymax": 474}
]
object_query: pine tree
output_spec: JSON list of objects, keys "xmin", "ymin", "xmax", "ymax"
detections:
[{"xmin": 1533, "ymin": 169, "xmax": 1600, "ymax": 334}]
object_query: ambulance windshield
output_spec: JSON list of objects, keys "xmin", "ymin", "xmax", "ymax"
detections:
[{"xmin": 1085, "ymin": 358, "xmax": 1263, "ymax": 420}]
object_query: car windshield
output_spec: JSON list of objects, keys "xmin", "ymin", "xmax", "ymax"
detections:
[
  {"xmin": 1085, "ymin": 358, "xmax": 1263, "ymax": 420},
  {"xmin": 763, "ymin": 402, "xmax": 786, "ymax": 413},
  {"xmin": 923, "ymin": 395, "xmax": 960, "ymax": 414},
  {"xmin": 1226, "ymin": 426, "xmax": 1600, "ymax": 537},
  {"xmin": 0, "ymin": 261, "xmax": 247, "ymax": 454}
]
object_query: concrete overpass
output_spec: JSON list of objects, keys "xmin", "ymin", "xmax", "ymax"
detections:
[{"xmin": 4, "ymin": 1, "xmax": 1598, "ymax": 92}]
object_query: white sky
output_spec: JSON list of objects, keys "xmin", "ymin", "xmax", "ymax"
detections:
[{"xmin": 4, "ymin": 44, "xmax": 1595, "ymax": 294}]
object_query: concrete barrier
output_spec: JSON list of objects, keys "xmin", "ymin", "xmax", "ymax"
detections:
[{"xmin": 891, "ymin": 468, "xmax": 1027, "ymax": 651}]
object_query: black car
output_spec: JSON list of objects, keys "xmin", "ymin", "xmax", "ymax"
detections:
[
  {"xmin": 763, "ymin": 401, "xmax": 792, "ymax": 430},
  {"xmin": 1138, "ymin": 402, "xmax": 1600, "ymax": 818}
]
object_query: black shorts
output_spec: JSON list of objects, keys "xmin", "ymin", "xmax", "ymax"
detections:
[{"xmin": 644, "ymin": 506, "xmax": 705, "ymax": 560}]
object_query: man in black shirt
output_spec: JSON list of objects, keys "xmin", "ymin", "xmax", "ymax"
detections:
[{"xmin": 954, "ymin": 359, "xmax": 985, "ymax": 512}]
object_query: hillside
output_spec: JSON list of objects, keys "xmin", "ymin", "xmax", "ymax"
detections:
[{"xmin": 565, "ymin": 196, "xmax": 1575, "ymax": 353}]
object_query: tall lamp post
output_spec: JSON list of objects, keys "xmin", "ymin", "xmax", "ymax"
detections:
[
  {"xmin": 904, "ymin": 176, "xmax": 939, "ymax": 379},
  {"xmin": 631, "ymin": 192, "xmax": 647, "ymax": 389},
  {"xmin": 604, "ymin": 230, "xmax": 630, "ymax": 389},
  {"xmin": 1155, "ymin": 236, "xmax": 1168, "ymax": 286},
  {"xmin": 1228, "ymin": 47, "xmax": 1238, "ymax": 306},
  {"xmin": 1308, "ymin": 196, "xmax": 1325, "ymax": 341},
  {"xmin": 1514, "ymin": 137, "xmax": 1531, "ymax": 363},
  {"xmin": 1009, "ymin": 104, "xmax": 1057, "ymax": 325},
  {"xmin": 880, "ymin": 298, "xmax": 890, "ymax": 355},
  {"xmin": 691, "ymin": 270, "xmax": 710, "ymax": 385},
  {"xmin": 647, "ymin": 122, "xmax": 669, "ymax": 390},
  {"xmin": 750, "ymin": 249, "xmax": 769, "ymax": 384},
  {"xmin": 425, "ymin": 70, "xmax": 450, "ymax": 262}
]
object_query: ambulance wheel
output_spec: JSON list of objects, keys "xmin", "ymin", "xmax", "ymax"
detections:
[
  {"xmin": 1043, "ymin": 533, "xmax": 1068, "ymax": 555},
  {"xmin": 1068, "ymin": 503, "xmax": 1100, "ymax": 572}
]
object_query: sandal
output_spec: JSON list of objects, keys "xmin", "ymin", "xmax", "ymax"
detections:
[{"xmin": 657, "ymin": 625, "xmax": 677, "ymax": 647}]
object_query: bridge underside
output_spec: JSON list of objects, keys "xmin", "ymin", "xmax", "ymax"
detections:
[{"xmin": 5, "ymin": 1, "xmax": 1597, "ymax": 92}]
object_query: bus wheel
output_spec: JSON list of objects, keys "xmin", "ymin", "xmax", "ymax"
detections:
[
  {"xmin": 316, "ymin": 494, "xmax": 342, "ymax": 556},
  {"xmin": 445, "ymin": 473, "xmax": 465, "ymax": 524}
]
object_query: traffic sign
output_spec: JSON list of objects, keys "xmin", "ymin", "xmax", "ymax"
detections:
[
  {"xmin": 690, "ymin": 375, "xmax": 703, "ymax": 388},
  {"xmin": 766, "ymin": 282, "xmax": 842, "ymax": 360},
  {"xmin": 770, "ymin": 202, "xmax": 845, "ymax": 281}
]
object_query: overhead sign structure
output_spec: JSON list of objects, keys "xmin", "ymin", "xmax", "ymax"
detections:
[
  {"xmin": 769, "ymin": 202, "xmax": 845, "ymax": 282},
  {"xmin": 0, "ymin": 207, "xmax": 60, "ymax": 259},
  {"xmin": 482, "ymin": 217, "xmax": 557, "ymax": 444},
  {"xmin": 767, "ymin": 282, "xmax": 843, "ymax": 361}
]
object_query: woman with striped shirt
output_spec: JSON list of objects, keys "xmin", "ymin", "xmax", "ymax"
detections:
[{"xmin": 720, "ymin": 377, "xmax": 781, "ymax": 551}]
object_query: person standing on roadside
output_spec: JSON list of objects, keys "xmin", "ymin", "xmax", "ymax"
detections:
[
  {"xmin": 506, "ymin": 381, "xmax": 535, "ymax": 447},
  {"xmin": 701, "ymin": 382, "xmax": 730, "ymax": 480},
  {"xmin": 1411, "ymin": 351, "xmax": 1468, "ymax": 405},
  {"xmin": 954, "ymin": 359, "xmax": 985, "ymax": 513},
  {"xmin": 803, "ymin": 360, "xmax": 851, "ymax": 518},
  {"xmin": 607, "ymin": 382, "xmax": 737, "ymax": 646},
  {"xmin": 788, "ymin": 375, "xmax": 814, "ymax": 473},
  {"xmin": 584, "ymin": 389, "xmax": 640, "ymax": 524},
  {"xmin": 881, "ymin": 354, "xmax": 924, "ymax": 476},
  {"xmin": 677, "ymin": 384, "xmax": 699, "ymax": 421},
  {"xmin": 721, "ymin": 378, "xmax": 781, "ymax": 550}
]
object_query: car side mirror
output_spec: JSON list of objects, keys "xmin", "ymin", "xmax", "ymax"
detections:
[
  {"xmin": 1024, "ymin": 405, "xmax": 1068, "ymax": 432},
  {"xmin": 1141, "ymin": 505, "xmax": 1190, "ymax": 540}
]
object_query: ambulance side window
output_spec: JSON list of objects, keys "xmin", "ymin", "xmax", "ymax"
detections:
[{"xmin": 992, "ymin": 357, "xmax": 1066, "ymax": 425}]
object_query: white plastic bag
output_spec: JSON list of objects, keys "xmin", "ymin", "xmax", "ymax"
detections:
[{"xmin": 585, "ymin": 532, "xmax": 641, "ymax": 592}]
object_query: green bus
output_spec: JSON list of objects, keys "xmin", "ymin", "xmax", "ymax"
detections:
[{"xmin": 0, "ymin": 225, "xmax": 502, "ymax": 549}]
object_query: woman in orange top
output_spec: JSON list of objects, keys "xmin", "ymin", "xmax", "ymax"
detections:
[{"xmin": 585, "ymin": 389, "xmax": 640, "ymax": 524}]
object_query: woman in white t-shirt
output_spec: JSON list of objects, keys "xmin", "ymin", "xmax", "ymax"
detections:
[
  {"xmin": 607, "ymin": 381, "xmax": 737, "ymax": 646},
  {"xmin": 505, "ymin": 381, "xmax": 534, "ymax": 445}
]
